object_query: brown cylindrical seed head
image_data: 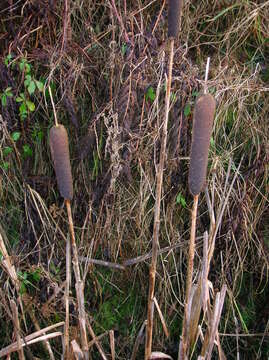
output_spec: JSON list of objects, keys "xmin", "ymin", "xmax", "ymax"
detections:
[
  {"xmin": 49, "ymin": 125, "xmax": 73, "ymax": 200},
  {"xmin": 189, "ymin": 94, "xmax": 216, "ymax": 196},
  {"xmin": 168, "ymin": 0, "xmax": 183, "ymax": 38}
]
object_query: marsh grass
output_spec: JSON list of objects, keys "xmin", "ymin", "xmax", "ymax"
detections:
[{"xmin": 0, "ymin": 0, "xmax": 268, "ymax": 358}]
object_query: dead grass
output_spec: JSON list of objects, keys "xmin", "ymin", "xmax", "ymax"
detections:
[{"xmin": 0, "ymin": 0, "xmax": 268, "ymax": 359}]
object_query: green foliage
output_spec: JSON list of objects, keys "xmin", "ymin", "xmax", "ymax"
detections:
[
  {"xmin": 22, "ymin": 144, "xmax": 33, "ymax": 158},
  {"xmin": 184, "ymin": 103, "xmax": 191, "ymax": 117},
  {"xmin": 11, "ymin": 131, "xmax": 21, "ymax": 142},
  {"xmin": 176, "ymin": 192, "xmax": 187, "ymax": 208},
  {"xmin": 146, "ymin": 86, "xmax": 156, "ymax": 102},
  {"xmin": 1, "ymin": 87, "xmax": 13, "ymax": 106},
  {"xmin": 16, "ymin": 93, "xmax": 35, "ymax": 119},
  {"xmin": 18, "ymin": 268, "xmax": 41, "ymax": 294}
]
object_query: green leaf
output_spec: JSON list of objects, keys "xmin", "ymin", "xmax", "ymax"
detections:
[
  {"xmin": 210, "ymin": 137, "xmax": 215, "ymax": 148},
  {"xmin": 176, "ymin": 192, "xmax": 186, "ymax": 208},
  {"xmin": 27, "ymin": 81, "xmax": 36, "ymax": 95},
  {"xmin": 16, "ymin": 97, "xmax": 23, "ymax": 103},
  {"xmin": 11, "ymin": 131, "xmax": 21, "ymax": 141},
  {"xmin": 146, "ymin": 86, "xmax": 156, "ymax": 102},
  {"xmin": 1, "ymin": 94, "xmax": 7, "ymax": 107},
  {"xmin": 1, "ymin": 162, "xmax": 9, "ymax": 170},
  {"xmin": 23, "ymin": 144, "xmax": 33, "ymax": 157},
  {"xmin": 24, "ymin": 74, "xmax": 32, "ymax": 87},
  {"xmin": 170, "ymin": 92, "xmax": 177, "ymax": 102},
  {"xmin": 6, "ymin": 90, "xmax": 13, "ymax": 98},
  {"xmin": 184, "ymin": 103, "xmax": 191, "ymax": 117},
  {"xmin": 32, "ymin": 269, "xmax": 41, "ymax": 282},
  {"xmin": 0, "ymin": 251, "xmax": 3, "ymax": 261},
  {"xmin": 121, "ymin": 43, "xmax": 127, "ymax": 56},
  {"xmin": 19, "ymin": 103, "xmax": 27, "ymax": 114},
  {"xmin": 4, "ymin": 54, "xmax": 12, "ymax": 66},
  {"xmin": 35, "ymin": 80, "xmax": 44, "ymax": 92},
  {"xmin": 3, "ymin": 147, "xmax": 13, "ymax": 156},
  {"xmin": 26, "ymin": 100, "xmax": 35, "ymax": 112},
  {"xmin": 20, "ymin": 282, "xmax": 27, "ymax": 295},
  {"xmin": 25, "ymin": 63, "xmax": 31, "ymax": 73}
]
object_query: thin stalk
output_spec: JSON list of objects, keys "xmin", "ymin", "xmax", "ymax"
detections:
[
  {"xmin": 145, "ymin": 38, "xmax": 175, "ymax": 360},
  {"xmin": 180, "ymin": 194, "xmax": 199, "ymax": 359},
  {"xmin": 64, "ymin": 235, "xmax": 71, "ymax": 359},
  {"xmin": 65, "ymin": 200, "xmax": 89, "ymax": 360}
]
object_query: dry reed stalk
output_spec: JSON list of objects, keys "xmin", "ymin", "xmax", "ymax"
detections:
[
  {"xmin": 131, "ymin": 320, "xmax": 147, "ymax": 360},
  {"xmin": 28, "ymin": 310, "xmax": 56, "ymax": 360},
  {"xmin": 153, "ymin": 297, "xmax": 169, "ymax": 338},
  {"xmin": 71, "ymin": 340, "xmax": 84, "ymax": 360},
  {"xmin": 86, "ymin": 317, "xmax": 108, "ymax": 360},
  {"xmin": 66, "ymin": 200, "xmax": 89, "ymax": 359},
  {"xmin": 10, "ymin": 299, "xmax": 25, "ymax": 360},
  {"xmin": 109, "ymin": 330, "xmax": 115, "ymax": 360},
  {"xmin": 0, "ymin": 332, "xmax": 63, "ymax": 358},
  {"xmin": 64, "ymin": 234, "xmax": 71, "ymax": 360},
  {"xmin": 180, "ymin": 194, "xmax": 199, "ymax": 358},
  {"xmin": 145, "ymin": 37, "xmax": 175, "ymax": 360}
]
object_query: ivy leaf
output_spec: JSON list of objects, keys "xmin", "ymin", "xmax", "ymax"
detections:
[
  {"xmin": 24, "ymin": 74, "xmax": 32, "ymax": 87},
  {"xmin": 27, "ymin": 81, "xmax": 36, "ymax": 95},
  {"xmin": 19, "ymin": 103, "xmax": 27, "ymax": 114},
  {"xmin": 35, "ymin": 80, "xmax": 44, "ymax": 92},
  {"xmin": 11, "ymin": 132, "xmax": 21, "ymax": 141},
  {"xmin": 3, "ymin": 147, "xmax": 13, "ymax": 156},
  {"xmin": 26, "ymin": 100, "xmax": 35, "ymax": 112}
]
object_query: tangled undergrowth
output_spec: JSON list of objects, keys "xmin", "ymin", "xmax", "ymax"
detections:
[{"xmin": 0, "ymin": 0, "xmax": 268, "ymax": 359}]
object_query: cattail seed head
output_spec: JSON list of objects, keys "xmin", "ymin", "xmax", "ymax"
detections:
[
  {"xmin": 168, "ymin": 0, "xmax": 183, "ymax": 38},
  {"xmin": 189, "ymin": 94, "xmax": 216, "ymax": 196},
  {"xmin": 49, "ymin": 125, "xmax": 73, "ymax": 200}
]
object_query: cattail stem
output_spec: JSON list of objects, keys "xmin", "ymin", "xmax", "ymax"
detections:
[
  {"xmin": 180, "ymin": 194, "xmax": 199, "ymax": 358},
  {"xmin": 204, "ymin": 57, "xmax": 210, "ymax": 94},
  {"xmin": 145, "ymin": 37, "xmax": 175, "ymax": 360},
  {"xmin": 48, "ymin": 85, "xmax": 58, "ymax": 127},
  {"xmin": 64, "ymin": 234, "xmax": 71, "ymax": 360},
  {"xmin": 65, "ymin": 200, "xmax": 89, "ymax": 359}
]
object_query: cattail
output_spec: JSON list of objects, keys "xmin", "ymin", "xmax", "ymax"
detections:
[
  {"xmin": 168, "ymin": 0, "xmax": 183, "ymax": 38},
  {"xmin": 49, "ymin": 124, "xmax": 73, "ymax": 200},
  {"xmin": 189, "ymin": 93, "xmax": 216, "ymax": 196}
]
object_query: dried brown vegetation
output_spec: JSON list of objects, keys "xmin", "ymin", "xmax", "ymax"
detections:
[{"xmin": 0, "ymin": 0, "xmax": 268, "ymax": 359}]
